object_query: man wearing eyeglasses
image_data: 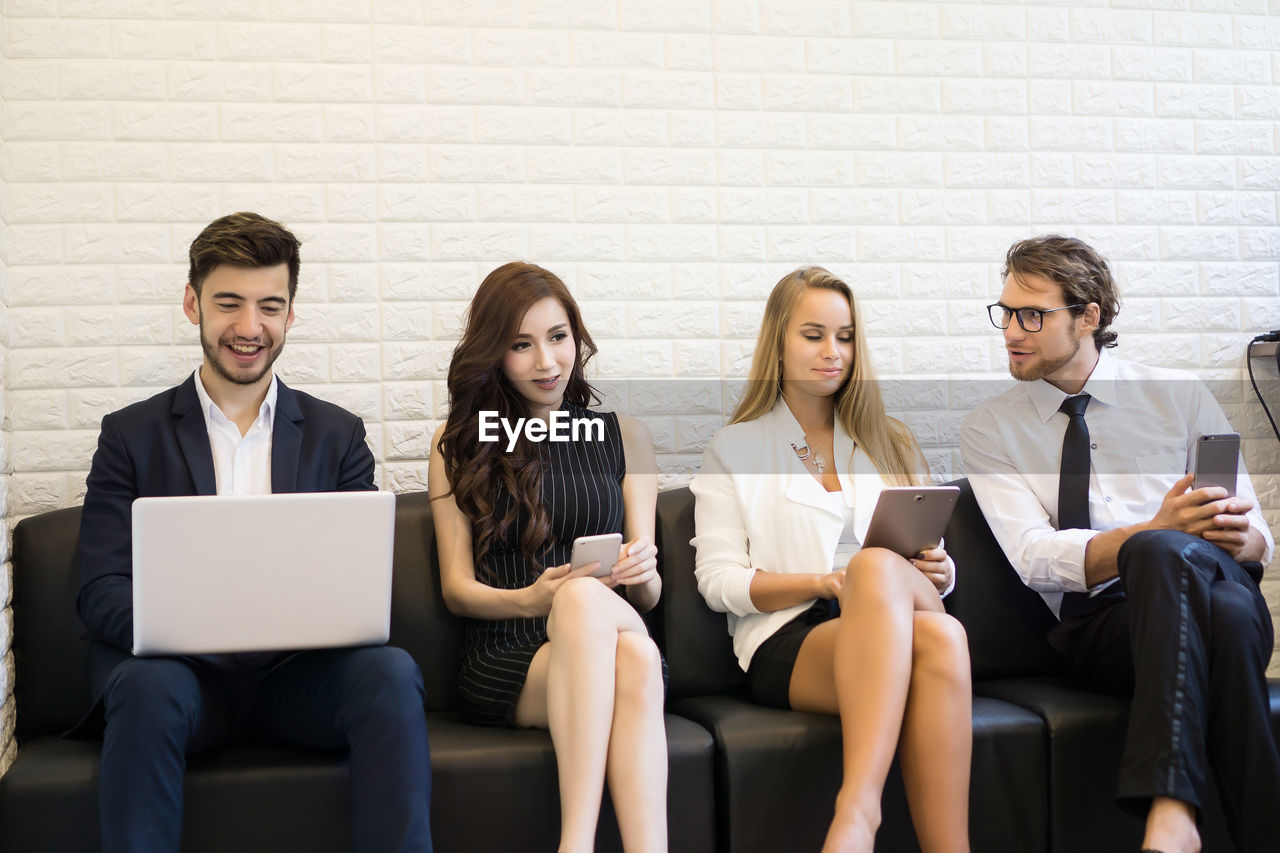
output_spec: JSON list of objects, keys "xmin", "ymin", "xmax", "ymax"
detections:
[{"xmin": 960, "ymin": 234, "xmax": 1277, "ymax": 853}]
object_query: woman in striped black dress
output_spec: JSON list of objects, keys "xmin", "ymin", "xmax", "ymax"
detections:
[{"xmin": 428, "ymin": 262, "xmax": 667, "ymax": 853}]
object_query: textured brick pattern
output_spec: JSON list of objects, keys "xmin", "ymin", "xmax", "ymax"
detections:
[
  {"xmin": 2, "ymin": 2, "xmax": 1280, "ymax": 776},
  {"xmin": 2, "ymin": 143, "xmax": 12, "ymax": 777}
]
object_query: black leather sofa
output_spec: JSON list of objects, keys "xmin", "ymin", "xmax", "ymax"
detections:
[
  {"xmin": 656, "ymin": 484, "xmax": 1050, "ymax": 853},
  {"xmin": 3, "ymin": 482, "xmax": 1278, "ymax": 851},
  {"xmin": 653, "ymin": 481, "xmax": 1280, "ymax": 853},
  {"xmin": 0, "ymin": 493, "xmax": 716, "ymax": 853},
  {"xmin": 941, "ymin": 483, "xmax": 1280, "ymax": 853}
]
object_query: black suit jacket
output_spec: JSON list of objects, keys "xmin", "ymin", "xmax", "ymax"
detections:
[{"xmin": 75, "ymin": 374, "xmax": 376, "ymax": 703}]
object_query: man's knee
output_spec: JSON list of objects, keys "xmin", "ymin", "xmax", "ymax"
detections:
[
  {"xmin": 102, "ymin": 657, "xmax": 204, "ymax": 731},
  {"xmin": 1118, "ymin": 529, "xmax": 1225, "ymax": 595},
  {"xmin": 345, "ymin": 646, "xmax": 426, "ymax": 716},
  {"xmin": 1209, "ymin": 581, "xmax": 1272, "ymax": 659},
  {"xmin": 1119, "ymin": 529, "xmax": 1196, "ymax": 574}
]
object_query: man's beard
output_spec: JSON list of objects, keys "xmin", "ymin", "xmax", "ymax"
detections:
[
  {"xmin": 1008, "ymin": 335, "xmax": 1079, "ymax": 382},
  {"xmin": 200, "ymin": 323, "xmax": 283, "ymax": 386}
]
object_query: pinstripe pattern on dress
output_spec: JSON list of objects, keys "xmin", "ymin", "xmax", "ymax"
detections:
[{"xmin": 457, "ymin": 402, "xmax": 627, "ymax": 726}]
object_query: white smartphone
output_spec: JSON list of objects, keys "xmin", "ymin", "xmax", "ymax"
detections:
[
  {"xmin": 1192, "ymin": 433, "xmax": 1239, "ymax": 497},
  {"xmin": 570, "ymin": 533, "xmax": 623, "ymax": 579},
  {"xmin": 862, "ymin": 486, "xmax": 961, "ymax": 559}
]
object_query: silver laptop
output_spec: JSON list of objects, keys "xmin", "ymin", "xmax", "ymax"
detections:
[{"xmin": 132, "ymin": 491, "xmax": 396, "ymax": 656}]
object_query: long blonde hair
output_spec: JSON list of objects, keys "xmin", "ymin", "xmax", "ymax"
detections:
[{"xmin": 730, "ymin": 267, "xmax": 925, "ymax": 486}]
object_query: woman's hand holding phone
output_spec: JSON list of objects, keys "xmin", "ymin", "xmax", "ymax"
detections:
[
  {"xmin": 570, "ymin": 533, "xmax": 623, "ymax": 581},
  {"xmin": 610, "ymin": 536, "xmax": 658, "ymax": 586}
]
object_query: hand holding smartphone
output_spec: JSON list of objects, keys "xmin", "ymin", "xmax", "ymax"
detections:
[
  {"xmin": 570, "ymin": 533, "xmax": 623, "ymax": 579},
  {"xmin": 1192, "ymin": 433, "xmax": 1239, "ymax": 497}
]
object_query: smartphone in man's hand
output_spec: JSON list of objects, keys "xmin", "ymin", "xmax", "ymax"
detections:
[{"xmin": 1192, "ymin": 433, "xmax": 1239, "ymax": 497}]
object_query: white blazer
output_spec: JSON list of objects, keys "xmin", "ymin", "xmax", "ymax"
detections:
[{"xmin": 689, "ymin": 398, "xmax": 953, "ymax": 672}]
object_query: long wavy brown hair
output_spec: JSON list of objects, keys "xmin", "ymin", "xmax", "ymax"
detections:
[
  {"xmin": 731, "ymin": 267, "xmax": 925, "ymax": 486},
  {"xmin": 437, "ymin": 262, "xmax": 599, "ymax": 573}
]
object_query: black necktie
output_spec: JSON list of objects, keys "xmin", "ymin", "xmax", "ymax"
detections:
[{"xmin": 1057, "ymin": 393, "xmax": 1092, "ymax": 531}]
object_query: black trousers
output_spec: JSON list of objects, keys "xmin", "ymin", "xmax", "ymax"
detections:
[
  {"xmin": 1050, "ymin": 529, "xmax": 1280, "ymax": 851},
  {"xmin": 99, "ymin": 646, "xmax": 433, "ymax": 853}
]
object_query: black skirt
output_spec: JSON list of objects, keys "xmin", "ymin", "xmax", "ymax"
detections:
[{"xmin": 746, "ymin": 598, "xmax": 839, "ymax": 710}]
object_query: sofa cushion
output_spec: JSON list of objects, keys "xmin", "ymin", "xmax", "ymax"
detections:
[
  {"xmin": 941, "ymin": 479, "xmax": 1071, "ymax": 681},
  {"xmin": 12, "ymin": 506, "xmax": 90, "ymax": 741},
  {"xmin": 0, "ymin": 737, "xmax": 353, "ymax": 853},
  {"xmin": 0, "ymin": 712, "xmax": 715, "ymax": 853},
  {"xmin": 978, "ymin": 678, "xmax": 1140, "ymax": 853},
  {"xmin": 655, "ymin": 487, "xmax": 747, "ymax": 700},
  {"xmin": 429, "ymin": 712, "xmax": 714, "ymax": 853},
  {"xmin": 979, "ymin": 677, "xmax": 1280, "ymax": 853},
  {"xmin": 670, "ymin": 694, "xmax": 1049, "ymax": 853},
  {"xmin": 388, "ymin": 491, "xmax": 461, "ymax": 713}
]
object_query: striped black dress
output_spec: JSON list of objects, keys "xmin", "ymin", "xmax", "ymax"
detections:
[{"xmin": 458, "ymin": 402, "xmax": 627, "ymax": 726}]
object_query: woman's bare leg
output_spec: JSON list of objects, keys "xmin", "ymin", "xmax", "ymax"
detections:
[
  {"xmin": 898, "ymin": 612, "xmax": 971, "ymax": 853},
  {"xmin": 788, "ymin": 547, "xmax": 969, "ymax": 853},
  {"xmin": 604, "ymin": 631, "xmax": 668, "ymax": 852},
  {"xmin": 514, "ymin": 577, "xmax": 666, "ymax": 853}
]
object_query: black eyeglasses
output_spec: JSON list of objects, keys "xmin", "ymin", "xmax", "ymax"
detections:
[{"xmin": 986, "ymin": 303, "xmax": 1085, "ymax": 333}]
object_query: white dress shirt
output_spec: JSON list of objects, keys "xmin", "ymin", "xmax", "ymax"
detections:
[
  {"xmin": 690, "ymin": 398, "xmax": 954, "ymax": 671},
  {"xmin": 193, "ymin": 368, "xmax": 277, "ymax": 496},
  {"xmin": 960, "ymin": 350, "xmax": 1274, "ymax": 618}
]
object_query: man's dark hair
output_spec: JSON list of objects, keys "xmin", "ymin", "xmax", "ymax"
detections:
[
  {"xmin": 188, "ymin": 212, "xmax": 301, "ymax": 300},
  {"xmin": 1003, "ymin": 234, "xmax": 1120, "ymax": 349}
]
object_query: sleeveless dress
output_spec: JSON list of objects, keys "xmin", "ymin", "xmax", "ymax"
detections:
[{"xmin": 458, "ymin": 402, "xmax": 630, "ymax": 726}]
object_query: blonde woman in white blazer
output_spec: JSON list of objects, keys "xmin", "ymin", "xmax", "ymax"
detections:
[{"xmin": 690, "ymin": 268, "xmax": 972, "ymax": 853}]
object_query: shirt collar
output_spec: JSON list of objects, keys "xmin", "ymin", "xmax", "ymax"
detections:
[
  {"xmin": 192, "ymin": 367, "xmax": 278, "ymax": 433},
  {"xmin": 1024, "ymin": 348, "xmax": 1116, "ymax": 424}
]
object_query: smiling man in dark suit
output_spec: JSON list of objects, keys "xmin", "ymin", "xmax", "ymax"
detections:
[{"xmin": 76, "ymin": 212, "xmax": 433, "ymax": 853}]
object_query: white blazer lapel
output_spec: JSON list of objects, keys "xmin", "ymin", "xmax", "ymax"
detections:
[
  {"xmin": 784, "ymin": 472, "xmax": 843, "ymax": 516},
  {"xmin": 850, "ymin": 447, "xmax": 886, "ymax": 543},
  {"xmin": 772, "ymin": 401, "xmax": 844, "ymax": 518}
]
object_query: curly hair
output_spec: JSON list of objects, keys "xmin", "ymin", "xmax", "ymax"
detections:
[
  {"xmin": 1003, "ymin": 234, "xmax": 1120, "ymax": 349},
  {"xmin": 436, "ymin": 262, "xmax": 599, "ymax": 574}
]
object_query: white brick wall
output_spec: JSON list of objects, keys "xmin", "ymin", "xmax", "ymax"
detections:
[
  {"xmin": 1, "ymin": 82, "xmax": 14, "ymax": 773},
  {"xmin": 1, "ymin": 1, "xmax": 1279, "ymax": 776}
]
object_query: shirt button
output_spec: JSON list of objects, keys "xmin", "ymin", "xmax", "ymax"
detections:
[
  {"xmin": 1104, "ymin": 496, "xmax": 1112, "ymax": 503},
  {"xmin": 1090, "ymin": 443, "xmax": 1097, "ymax": 450}
]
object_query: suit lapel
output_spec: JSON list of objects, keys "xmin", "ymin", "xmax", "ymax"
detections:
[
  {"xmin": 271, "ymin": 379, "xmax": 304, "ymax": 493},
  {"xmin": 171, "ymin": 376, "xmax": 216, "ymax": 496}
]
